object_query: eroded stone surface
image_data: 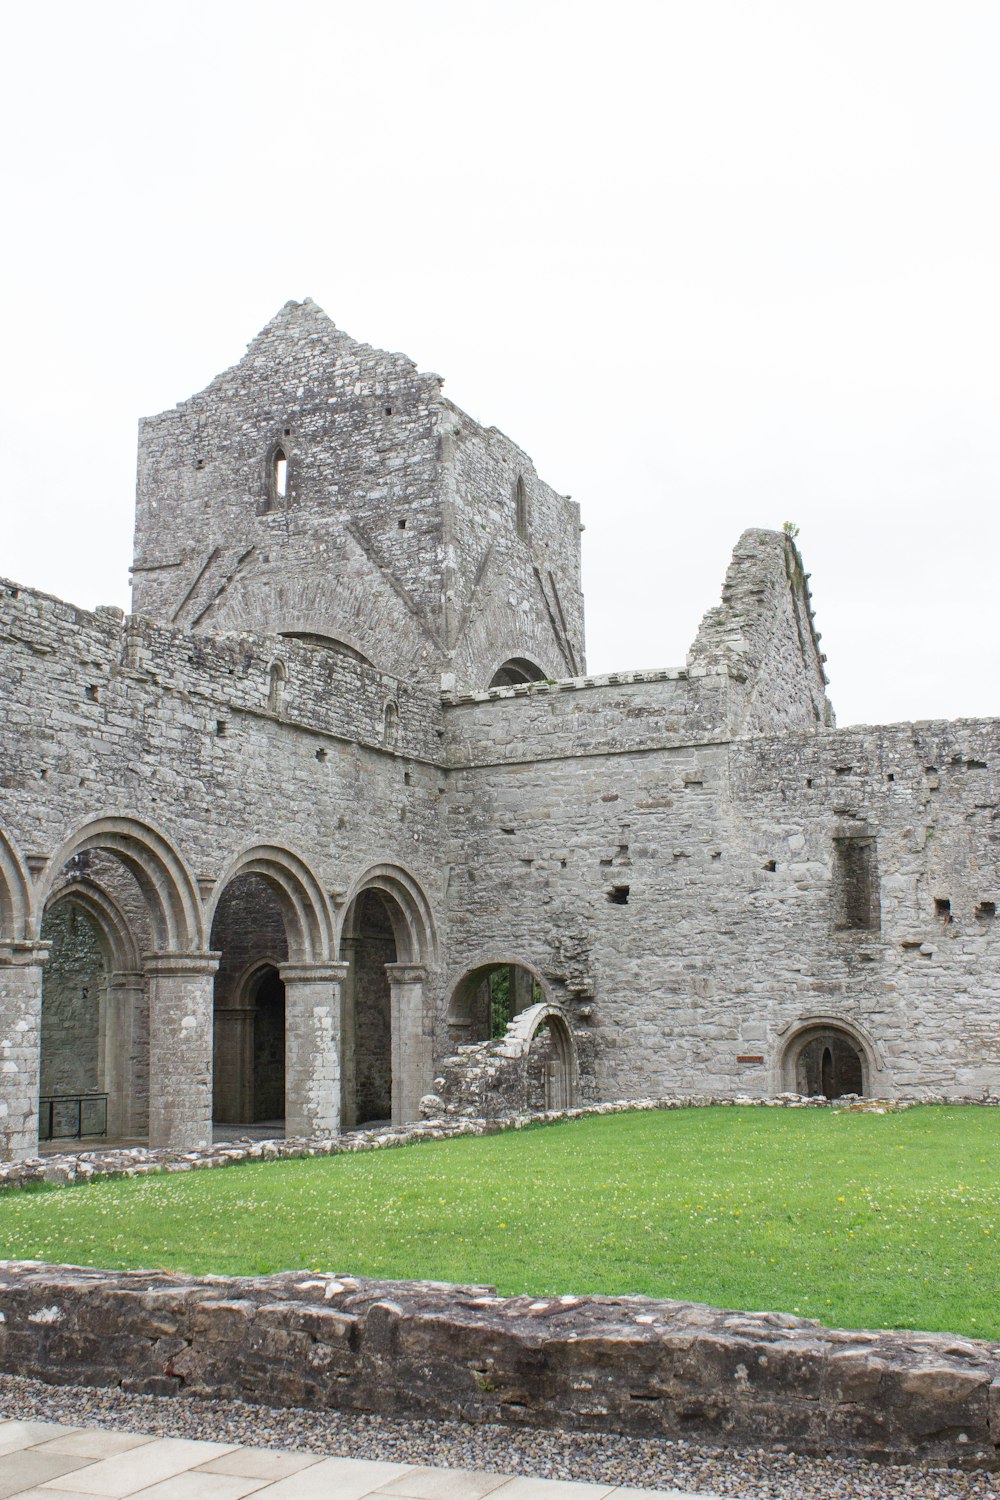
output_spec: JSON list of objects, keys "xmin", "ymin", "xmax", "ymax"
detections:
[{"xmin": 0, "ymin": 1259, "xmax": 997, "ymax": 1469}]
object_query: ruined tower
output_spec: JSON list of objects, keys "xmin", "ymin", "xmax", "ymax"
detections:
[{"xmin": 131, "ymin": 299, "xmax": 585, "ymax": 690}]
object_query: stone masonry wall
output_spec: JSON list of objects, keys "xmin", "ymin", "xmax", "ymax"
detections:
[
  {"xmin": 0, "ymin": 1260, "xmax": 997, "ymax": 1468},
  {"xmin": 443, "ymin": 690, "xmax": 1000, "ymax": 1101},
  {"xmin": 439, "ymin": 401, "xmax": 584, "ymax": 688}
]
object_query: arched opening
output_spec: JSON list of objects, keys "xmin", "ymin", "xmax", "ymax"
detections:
[
  {"xmin": 524, "ymin": 1009, "xmax": 576, "ymax": 1111},
  {"xmin": 31, "ymin": 820, "xmax": 204, "ymax": 1151},
  {"xmin": 783, "ymin": 1022, "xmax": 869, "ymax": 1100},
  {"xmin": 341, "ymin": 890, "xmax": 396, "ymax": 1126},
  {"xmin": 210, "ymin": 874, "xmax": 289, "ymax": 1130},
  {"xmin": 278, "ymin": 631, "xmax": 375, "ymax": 667},
  {"xmin": 447, "ymin": 960, "xmax": 545, "ymax": 1046},
  {"xmin": 338, "ymin": 864, "xmax": 435, "ymax": 1128},
  {"xmin": 38, "ymin": 900, "xmax": 113, "ymax": 1143},
  {"xmin": 489, "ymin": 657, "xmax": 547, "ymax": 688},
  {"xmin": 272, "ymin": 446, "xmax": 288, "ymax": 504}
]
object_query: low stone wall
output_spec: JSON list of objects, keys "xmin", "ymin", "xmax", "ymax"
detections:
[
  {"xmin": 2, "ymin": 1093, "xmax": 998, "ymax": 1192},
  {"xmin": 0, "ymin": 1261, "xmax": 998, "ymax": 1469}
]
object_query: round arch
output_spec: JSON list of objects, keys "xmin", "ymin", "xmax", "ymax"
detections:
[
  {"xmin": 446, "ymin": 956, "xmax": 551, "ymax": 1030},
  {"xmin": 487, "ymin": 656, "xmax": 550, "ymax": 689},
  {"xmin": 337, "ymin": 862, "xmax": 437, "ymax": 964},
  {"xmin": 43, "ymin": 878, "xmax": 141, "ymax": 974},
  {"xmin": 510, "ymin": 1001, "xmax": 579, "ymax": 1111},
  {"xmin": 277, "ymin": 620, "xmax": 376, "ymax": 669},
  {"xmin": 780, "ymin": 1015, "xmax": 882, "ymax": 1099},
  {"xmin": 205, "ymin": 845, "xmax": 335, "ymax": 964},
  {"xmin": 0, "ymin": 825, "xmax": 32, "ymax": 945},
  {"xmin": 33, "ymin": 817, "xmax": 204, "ymax": 953}
]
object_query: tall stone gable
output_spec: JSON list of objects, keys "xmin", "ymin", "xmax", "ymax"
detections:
[{"xmin": 132, "ymin": 300, "xmax": 585, "ymax": 691}]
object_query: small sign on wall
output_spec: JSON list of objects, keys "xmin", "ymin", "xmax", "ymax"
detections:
[{"xmin": 736, "ymin": 1054, "xmax": 765, "ymax": 1064}]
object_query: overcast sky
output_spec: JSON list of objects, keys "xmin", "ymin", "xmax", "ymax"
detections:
[{"xmin": 3, "ymin": 1, "xmax": 997, "ymax": 728}]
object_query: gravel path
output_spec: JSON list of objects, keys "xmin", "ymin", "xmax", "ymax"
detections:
[{"xmin": 1, "ymin": 1374, "xmax": 997, "ymax": 1500}]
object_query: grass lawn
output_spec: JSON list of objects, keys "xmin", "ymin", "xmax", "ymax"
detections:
[{"xmin": 1, "ymin": 1106, "xmax": 998, "ymax": 1340}]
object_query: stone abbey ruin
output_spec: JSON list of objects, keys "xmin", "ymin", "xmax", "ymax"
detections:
[{"xmin": 1, "ymin": 297, "xmax": 998, "ymax": 1162}]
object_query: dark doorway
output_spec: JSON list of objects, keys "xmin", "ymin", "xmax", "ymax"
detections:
[
  {"xmin": 796, "ymin": 1030, "xmax": 865, "ymax": 1099},
  {"xmin": 251, "ymin": 966, "xmax": 285, "ymax": 1124}
]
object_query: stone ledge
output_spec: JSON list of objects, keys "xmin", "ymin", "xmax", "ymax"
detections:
[{"xmin": 0, "ymin": 1259, "xmax": 997, "ymax": 1469}]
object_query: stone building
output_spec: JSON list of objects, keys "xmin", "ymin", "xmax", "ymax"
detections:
[{"xmin": 0, "ymin": 299, "xmax": 997, "ymax": 1160}]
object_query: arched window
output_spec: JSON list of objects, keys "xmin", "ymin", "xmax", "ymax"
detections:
[
  {"xmin": 513, "ymin": 476, "xmax": 528, "ymax": 540},
  {"xmin": 262, "ymin": 445, "xmax": 289, "ymax": 513},
  {"xmin": 272, "ymin": 447, "xmax": 288, "ymax": 501},
  {"xmin": 383, "ymin": 700, "xmax": 400, "ymax": 750}
]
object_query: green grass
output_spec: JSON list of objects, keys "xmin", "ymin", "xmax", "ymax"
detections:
[{"xmin": 1, "ymin": 1107, "xmax": 998, "ymax": 1340}]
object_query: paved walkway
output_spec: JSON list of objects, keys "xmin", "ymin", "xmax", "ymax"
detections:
[{"xmin": 0, "ymin": 1420, "xmax": 721, "ymax": 1500}]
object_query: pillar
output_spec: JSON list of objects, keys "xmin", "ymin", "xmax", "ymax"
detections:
[
  {"xmin": 386, "ymin": 962, "xmax": 431, "ymax": 1126},
  {"xmin": 145, "ymin": 953, "xmax": 219, "ymax": 1150},
  {"xmin": 339, "ymin": 937, "xmax": 360, "ymax": 1128},
  {"xmin": 281, "ymin": 961, "xmax": 347, "ymax": 1138},
  {"xmin": 0, "ymin": 943, "xmax": 48, "ymax": 1160},
  {"xmin": 104, "ymin": 969, "xmax": 145, "ymax": 1139}
]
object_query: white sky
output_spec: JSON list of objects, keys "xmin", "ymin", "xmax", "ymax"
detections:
[{"xmin": 2, "ymin": 1, "xmax": 997, "ymax": 728}]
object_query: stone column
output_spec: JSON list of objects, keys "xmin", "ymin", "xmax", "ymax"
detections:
[
  {"xmin": 280, "ymin": 961, "xmax": 348, "ymax": 1139},
  {"xmin": 212, "ymin": 1006, "xmax": 255, "ymax": 1124},
  {"xmin": 386, "ymin": 963, "xmax": 431, "ymax": 1126},
  {"xmin": 0, "ymin": 943, "xmax": 49, "ymax": 1160},
  {"xmin": 104, "ymin": 969, "xmax": 145, "ymax": 1139},
  {"xmin": 145, "ymin": 953, "xmax": 219, "ymax": 1150},
  {"xmin": 339, "ymin": 937, "xmax": 360, "ymax": 1129}
]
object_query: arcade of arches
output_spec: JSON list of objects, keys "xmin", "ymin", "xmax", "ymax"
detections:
[{"xmin": 18, "ymin": 838, "xmax": 436, "ymax": 1156}]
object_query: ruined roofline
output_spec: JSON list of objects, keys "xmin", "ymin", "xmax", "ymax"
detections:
[
  {"xmin": 688, "ymin": 526, "xmax": 828, "ymax": 684},
  {"xmin": 143, "ymin": 298, "xmax": 442, "ymax": 422}
]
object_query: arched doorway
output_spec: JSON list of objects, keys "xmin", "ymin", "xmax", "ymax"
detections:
[
  {"xmin": 523, "ymin": 1007, "xmax": 577, "ymax": 1111},
  {"xmin": 338, "ymin": 865, "xmax": 435, "ymax": 1128},
  {"xmin": 783, "ymin": 1022, "xmax": 870, "ymax": 1099}
]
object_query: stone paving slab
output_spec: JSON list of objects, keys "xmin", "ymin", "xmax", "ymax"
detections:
[{"xmin": 0, "ymin": 1421, "xmax": 725, "ymax": 1500}]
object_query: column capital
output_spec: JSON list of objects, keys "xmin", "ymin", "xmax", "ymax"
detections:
[
  {"xmin": 280, "ymin": 960, "xmax": 350, "ymax": 985},
  {"xmin": 0, "ymin": 941, "xmax": 50, "ymax": 968},
  {"xmin": 385, "ymin": 962, "xmax": 429, "ymax": 985},
  {"xmin": 109, "ymin": 968, "xmax": 146, "ymax": 987},
  {"xmin": 144, "ymin": 951, "xmax": 221, "ymax": 978}
]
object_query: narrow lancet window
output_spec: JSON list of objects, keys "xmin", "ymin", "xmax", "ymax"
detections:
[
  {"xmin": 514, "ymin": 476, "xmax": 527, "ymax": 540},
  {"xmin": 273, "ymin": 446, "xmax": 288, "ymax": 501}
]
